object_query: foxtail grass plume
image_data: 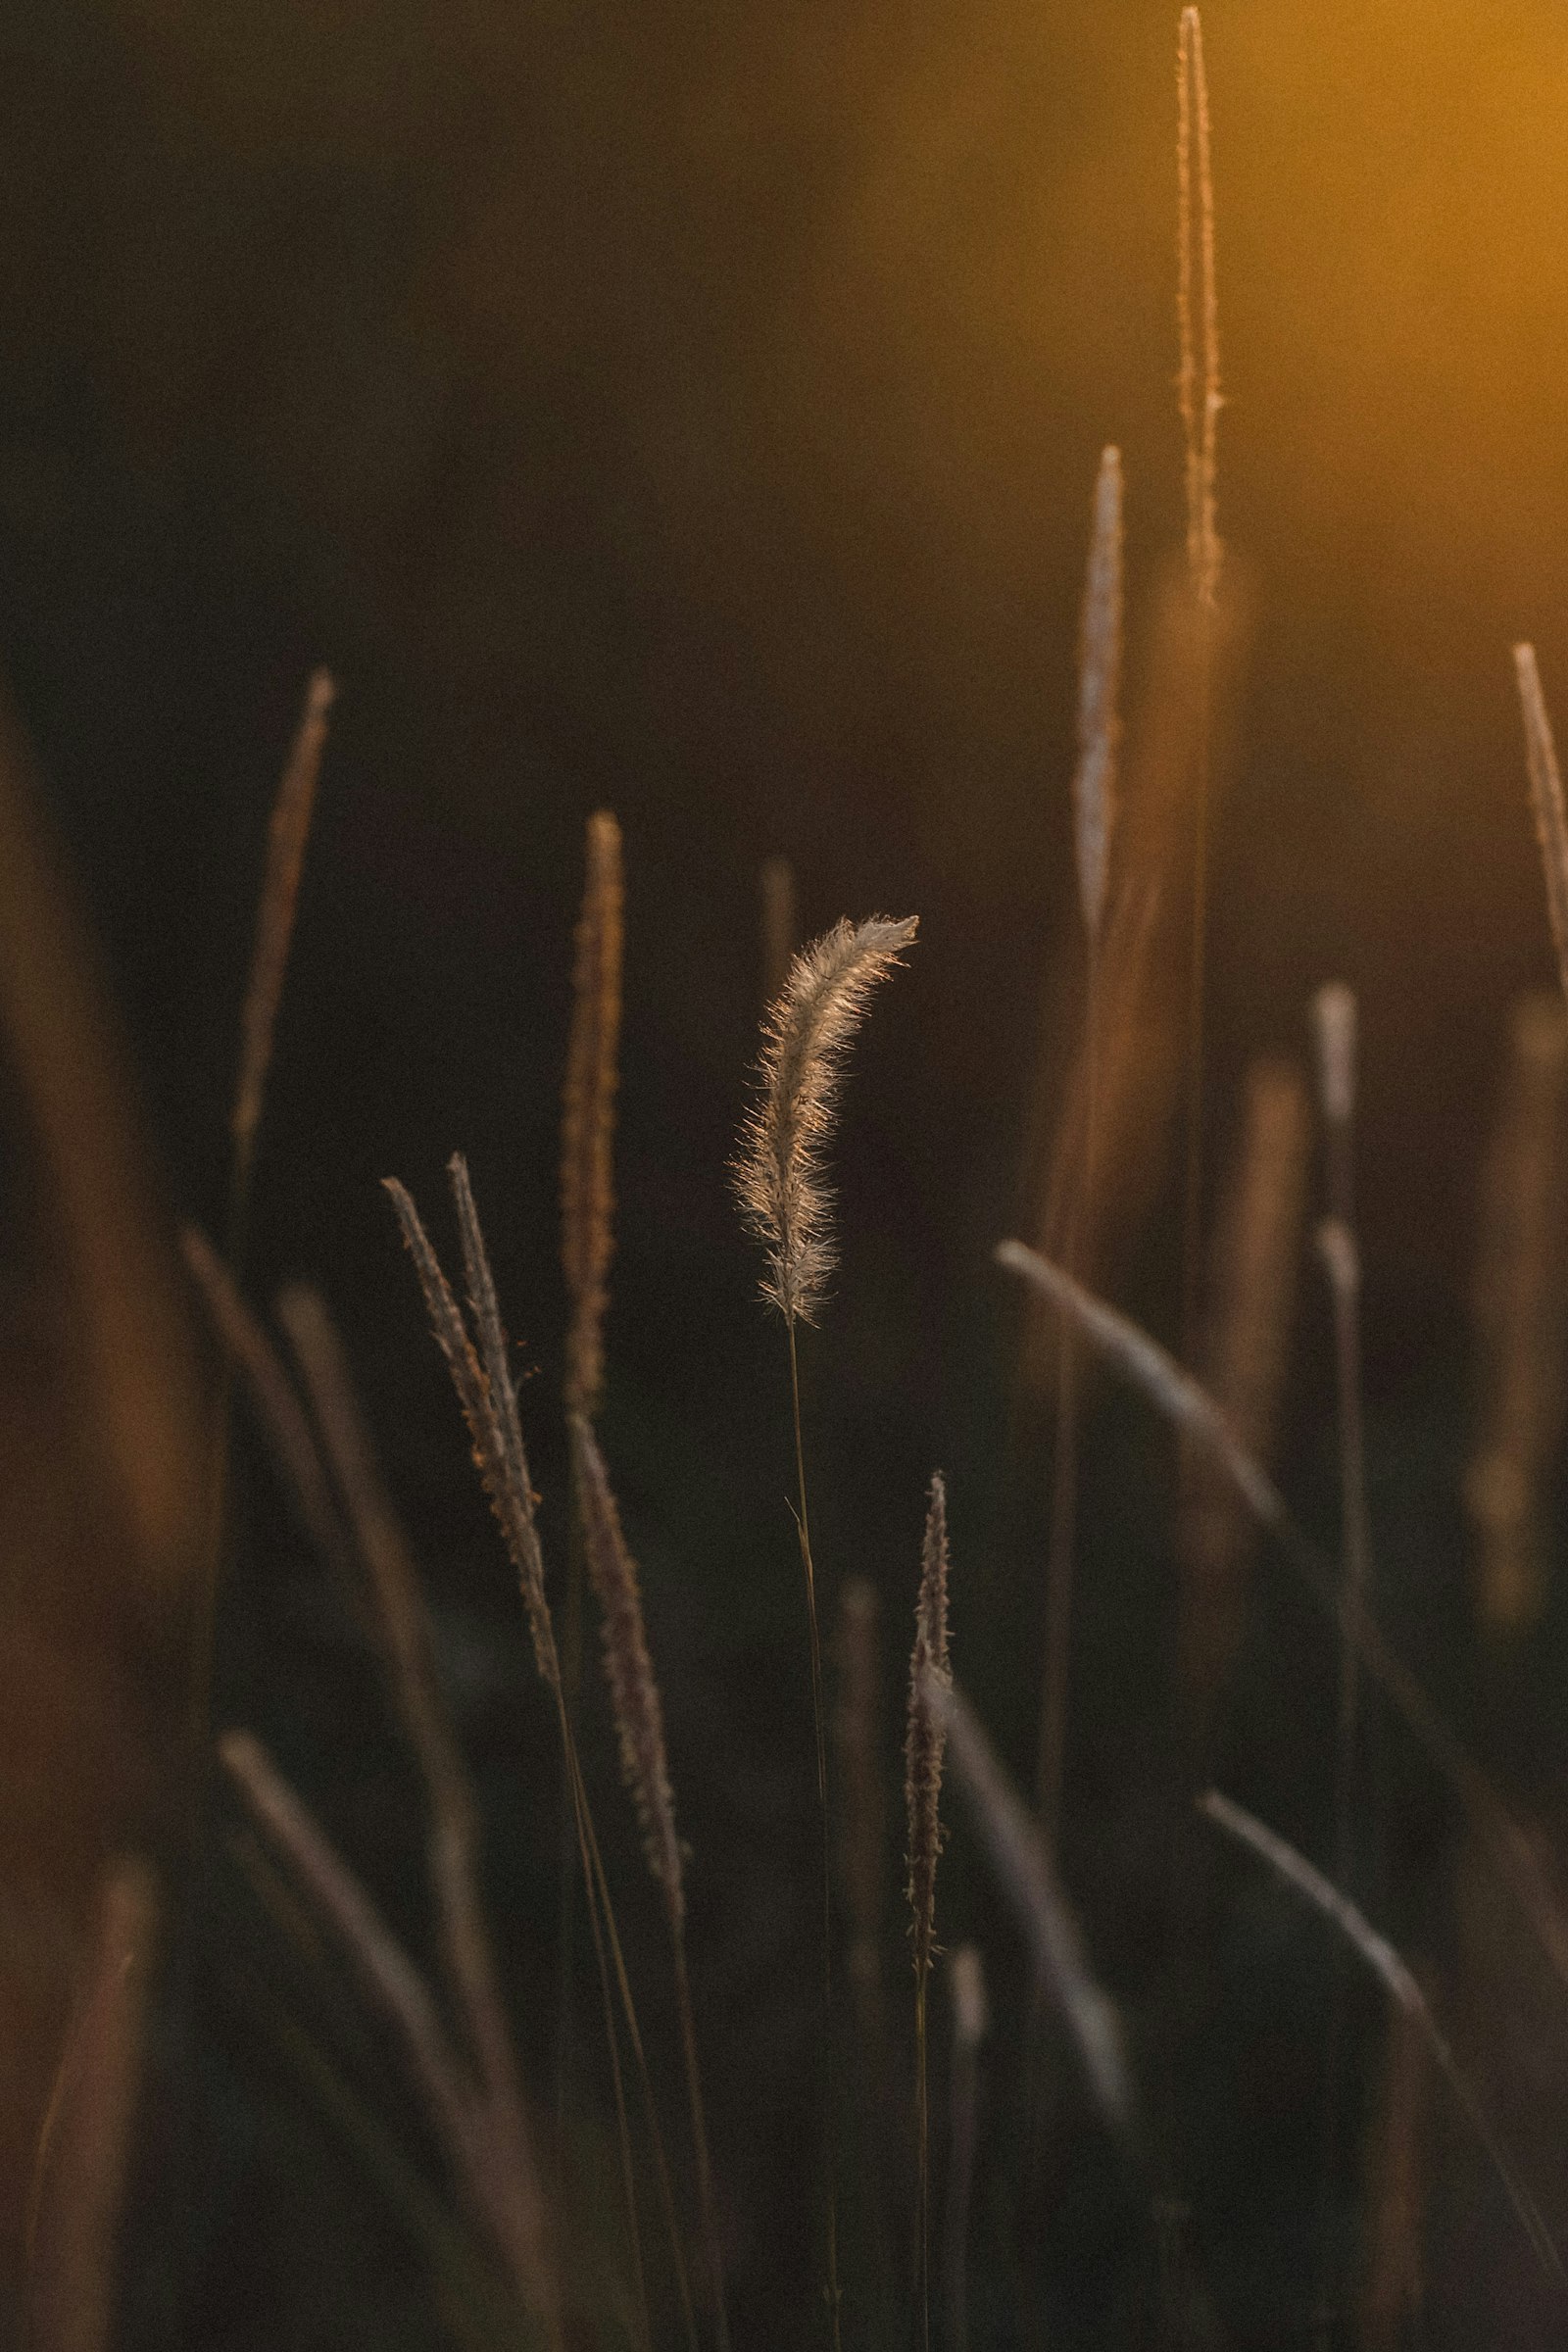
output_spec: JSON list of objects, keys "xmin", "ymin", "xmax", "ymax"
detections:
[
  {"xmin": 562, "ymin": 811, "xmax": 622, "ymax": 1417},
  {"xmin": 1516, "ymin": 645, "xmax": 1568, "ymax": 1009},
  {"xmin": 1466, "ymin": 991, "xmax": 1568, "ymax": 1635},
  {"xmin": 735, "ymin": 914, "xmax": 918, "ymax": 1323},
  {"xmin": 1176, "ymin": 8, "xmax": 1221, "ymax": 612},
  {"xmin": 1074, "ymin": 447, "xmax": 1124, "ymax": 944},
  {"xmin": 231, "ymin": 668, "xmax": 335, "ymax": 1158},
  {"xmin": 906, "ymin": 1473, "xmax": 953, "ymax": 1987},
  {"xmin": 569, "ymin": 1412, "xmax": 683, "ymax": 1921},
  {"xmin": 1200, "ymin": 1788, "xmax": 1563, "ymax": 2287},
  {"xmin": 1179, "ymin": 1058, "xmax": 1309, "ymax": 1711},
  {"xmin": 932, "ymin": 1676, "xmax": 1130, "ymax": 2128}
]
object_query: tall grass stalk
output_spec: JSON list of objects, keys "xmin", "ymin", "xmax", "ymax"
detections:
[
  {"xmin": 558, "ymin": 809, "xmax": 624, "ymax": 2181},
  {"xmin": 1466, "ymin": 990, "xmax": 1568, "ymax": 1634},
  {"xmin": 735, "ymin": 912, "xmax": 918, "ymax": 2345},
  {"xmin": 1308, "ymin": 985, "xmax": 1372, "ymax": 2322},
  {"xmin": 1176, "ymin": 5, "xmax": 1222, "ymax": 1358},
  {"xmin": 906, "ymin": 1474, "xmax": 953, "ymax": 2352},
  {"xmin": 1200, "ymin": 1790, "xmax": 1563, "ymax": 2287},
  {"xmin": 570, "ymin": 1411, "xmax": 732, "ymax": 2352},
  {"xmin": 385, "ymin": 1167, "xmax": 699, "ymax": 2352},
  {"xmin": 1039, "ymin": 446, "xmax": 1123, "ymax": 1848},
  {"xmin": 1178, "ymin": 1057, "xmax": 1309, "ymax": 1723}
]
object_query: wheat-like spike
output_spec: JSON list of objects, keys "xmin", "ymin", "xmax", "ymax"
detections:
[
  {"xmin": 735, "ymin": 914, "xmax": 918, "ymax": 1324},
  {"xmin": 232, "ymin": 668, "xmax": 335, "ymax": 1154},
  {"xmin": 563, "ymin": 811, "xmax": 623, "ymax": 1418},
  {"xmin": 932, "ymin": 1675, "xmax": 1131, "ymax": 2128},
  {"xmin": 382, "ymin": 1175, "xmax": 560, "ymax": 1690},
  {"xmin": 1200, "ymin": 1788, "xmax": 1564, "ymax": 2287},
  {"xmin": 1177, "ymin": 8, "xmax": 1221, "ymax": 612},
  {"xmin": 1515, "ymin": 645, "xmax": 1568, "ymax": 1008},
  {"xmin": 569, "ymin": 1412, "xmax": 683, "ymax": 1921},
  {"xmin": 1074, "ymin": 448, "xmax": 1124, "ymax": 945},
  {"xmin": 906, "ymin": 1473, "xmax": 952, "ymax": 1986}
]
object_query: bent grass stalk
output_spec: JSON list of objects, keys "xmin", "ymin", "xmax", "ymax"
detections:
[
  {"xmin": 932, "ymin": 1676, "xmax": 1131, "ymax": 2131},
  {"xmin": 734, "ymin": 912, "xmax": 918, "ymax": 2345},
  {"xmin": 220, "ymin": 1729, "xmax": 564, "ymax": 2330},
  {"xmin": 995, "ymin": 1241, "xmax": 1568, "ymax": 2009},
  {"xmin": 273, "ymin": 1282, "xmax": 543, "ymax": 2239},
  {"xmin": 1199, "ymin": 1789, "xmax": 1564, "ymax": 2288}
]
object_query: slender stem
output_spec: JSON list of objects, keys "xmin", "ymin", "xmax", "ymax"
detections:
[
  {"xmin": 1038, "ymin": 931, "xmax": 1100, "ymax": 1846},
  {"xmin": 564, "ymin": 1712, "xmax": 700, "ymax": 2352},
  {"xmin": 944, "ymin": 2005, "xmax": 978, "ymax": 2352},
  {"xmin": 670, "ymin": 1923, "xmax": 732, "ymax": 2352},
  {"xmin": 914, "ymin": 1969, "xmax": 929, "ymax": 2352},
  {"xmin": 1318, "ymin": 1209, "xmax": 1373, "ymax": 2336},
  {"xmin": 787, "ymin": 1316, "xmax": 844, "ymax": 2352}
]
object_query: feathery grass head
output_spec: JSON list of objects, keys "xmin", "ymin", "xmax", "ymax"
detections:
[
  {"xmin": 735, "ymin": 913, "xmax": 918, "ymax": 1324},
  {"xmin": 906, "ymin": 1472, "xmax": 952, "ymax": 1986},
  {"xmin": 1074, "ymin": 446, "xmax": 1124, "ymax": 944},
  {"xmin": 562, "ymin": 810, "xmax": 623, "ymax": 1418},
  {"xmin": 569, "ymin": 1411, "xmax": 684, "ymax": 1926}
]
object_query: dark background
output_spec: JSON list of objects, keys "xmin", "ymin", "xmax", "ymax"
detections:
[{"xmin": 4, "ymin": 0, "xmax": 1568, "ymax": 2342}]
